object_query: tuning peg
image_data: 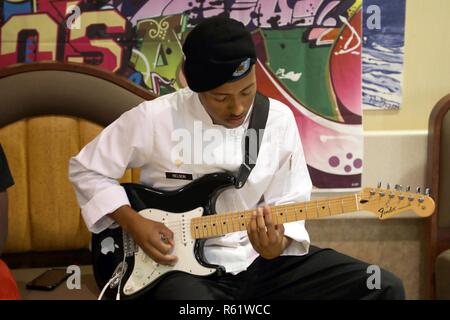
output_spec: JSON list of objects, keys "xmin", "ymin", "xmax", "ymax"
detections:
[
  {"xmin": 377, "ymin": 181, "xmax": 382, "ymax": 188},
  {"xmin": 425, "ymin": 188, "xmax": 431, "ymax": 196},
  {"xmin": 416, "ymin": 186, "xmax": 421, "ymax": 193},
  {"xmin": 406, "ymin": 186, "xmax": 411, "ymax": 192},
  {"xmin": 395, "ymin": 184, "xmax": 402, "ymax": 191},
  {"xmin": 387, "ymin": 183, "xmax": 391, "ymax": 190}
]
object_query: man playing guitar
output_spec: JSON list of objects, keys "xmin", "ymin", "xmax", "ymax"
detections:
[{"xmin": 69, "ymin": 16, "xmax": 405, "ymax": 300}]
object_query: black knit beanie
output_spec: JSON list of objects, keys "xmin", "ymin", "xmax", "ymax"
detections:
[{"xmin": 182, "ymin": 16, "xmax": 257, "ymax": 92}]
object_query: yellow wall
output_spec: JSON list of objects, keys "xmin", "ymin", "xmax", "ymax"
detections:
[{"xmin": 363, "ymin": 0, "xmax": 450, "ymax": 131}]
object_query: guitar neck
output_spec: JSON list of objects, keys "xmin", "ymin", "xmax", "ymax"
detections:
[{"xmin": 190, "ymin": 194, "xmax": 360, "ymax": 239}]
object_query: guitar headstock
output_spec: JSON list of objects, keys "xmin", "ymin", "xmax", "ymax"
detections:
[{"xmin": 358, "ymin": 184, "xmax": 435, "ymax": 219}]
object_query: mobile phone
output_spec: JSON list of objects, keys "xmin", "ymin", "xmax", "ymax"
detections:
[{"xmin": 26, "ymin": 268, "xmax": 70, "ymax": 291}]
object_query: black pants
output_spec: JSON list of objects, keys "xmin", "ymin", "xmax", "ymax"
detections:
[{"xmin": 142, "ymin": 246, "xmax": 405, "ymax": 300}]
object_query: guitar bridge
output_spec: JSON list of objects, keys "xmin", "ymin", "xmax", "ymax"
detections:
[{"xmin": 122, "ymin": 231, "xmax": 138, "ymax": 257}]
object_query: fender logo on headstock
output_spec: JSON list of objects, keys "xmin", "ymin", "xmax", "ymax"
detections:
[
  {"xmin": 378, "ymin": 205, "xmax": 409, "ymax": 218},
  {"xmin": 378, "ymin": 206, "xmax": 395, "ymax": 218}
]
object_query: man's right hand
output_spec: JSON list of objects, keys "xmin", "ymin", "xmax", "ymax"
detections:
[{"xmin": 110, "ymin": 205, "xmax": 178, "ymax": 266}]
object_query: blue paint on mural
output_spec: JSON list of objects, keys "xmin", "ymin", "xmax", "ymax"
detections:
[{"xmin": 362, "ymin": 0, "xmax": 406, "ymax": 110}]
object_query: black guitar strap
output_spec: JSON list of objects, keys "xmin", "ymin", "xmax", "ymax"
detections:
[{"xmin": 235, "ymin": 92, "xmax": 270, "ymax": 189}]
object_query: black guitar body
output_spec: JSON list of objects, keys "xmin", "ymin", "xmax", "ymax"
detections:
[{"xmin": 91, "ymin": 172, "xmax": 236, "ymax": 299}]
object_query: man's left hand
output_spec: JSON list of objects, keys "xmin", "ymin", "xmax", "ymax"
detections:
[{"xmin": 247, "ymin": 205, "xmax": 292, "ymax": 259}]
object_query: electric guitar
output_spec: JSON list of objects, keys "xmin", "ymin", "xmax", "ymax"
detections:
[{"xmin": 91, "ymin": 172, "xmax": 435, "ymax": 299}]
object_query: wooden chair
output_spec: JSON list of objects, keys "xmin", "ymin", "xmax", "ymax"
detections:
[{"xmin": 427, "ymin": 94, "xmax": 450, "ymax": 299}]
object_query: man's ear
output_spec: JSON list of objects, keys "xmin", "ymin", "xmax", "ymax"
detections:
[{"xmin": 179, "ymin": 59, "xmax": 188, "ymax": 88}]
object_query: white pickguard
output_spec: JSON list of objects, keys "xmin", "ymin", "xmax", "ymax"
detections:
[{"xmin": 123, "ymin": 207, "xmax": 216, "ymax": 296}]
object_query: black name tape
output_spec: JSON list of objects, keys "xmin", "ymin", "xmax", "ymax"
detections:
[{"xmin": 165, "ymin": 172, "xmax": 193, "ymax": 181}]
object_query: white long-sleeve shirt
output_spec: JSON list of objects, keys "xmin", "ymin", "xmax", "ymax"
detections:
[{"xmin": 69, "ymin": 87, "xmax": 312, "ymax": 274}]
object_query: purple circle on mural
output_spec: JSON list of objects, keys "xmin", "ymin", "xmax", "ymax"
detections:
[
  {"xmin": 344, "ymin": 165, "xmax": 352, "ymax": 173},
  {"xmin": 329, "ymin": 156, "xmax": 340, "ymax": 167},
  {"xmin": 346, "ymin": 153, "xmax": 353, "ymax": 159},
  {"xmin": 354, "ymin": 158, "xmax": 363, "ymax": 169}
]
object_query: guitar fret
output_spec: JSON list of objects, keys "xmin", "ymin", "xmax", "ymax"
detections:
[
  {"xmin": 208, "ymin": 216, "xmax": 213, "ymax": 237},
  {"xmin": 230, "ymin": 214, "xmax": 236, "ymax": 233},
  {"xmin": 220, "ymin": 215, "xmax": 225, "ymax": 234},
  {"xmin": 220, "ymin": 216, "xmax": 226, "ymax": 235},
  {"xmin": 234, "ymin": 214, "xmax": 240, "ymax": 232},
  {"xmin": 203, "ymin": 216, "xmax": 210, "ymax": 238},
  {"xmin": 215, "ymin": 216, "xmax": 222, "ymax": 235},
  {"xmin": 215, "ymin": 215, "xmax": 221, "ymax": 235},
  {"xmin": 226, "ymin": 214, "xmax": 232, "ymax": 233},
  {"xmin": 226, "ymin": 214, "xmax": 233, "ymax": 233},
  {"xmin": 220, "ymin": 215, "xmax": 225, "ymax": 235},
  {"xmin": 210, "ymin": 216, "xmax": 215, "ymax": 236},
  {"xmin": 286, "ymin": 208, "xmax": 294, "ymax": 222},
  {"xmin": 306, "ymin": 205, "xmax": 315, "ymax": 219},
  {"xmin": 316, "ymin": 201, "xmax": 319, "ymax": 217},
  {"xmin": 199, "ymin": 220, "xmax": 203, "ymax": 238},
  {"xmin": 234, "ymin": 214, "xmax": 239, "ymax": 231}
]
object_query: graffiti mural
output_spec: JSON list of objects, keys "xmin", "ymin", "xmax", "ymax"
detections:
[{"xmin": 0, "ymin": 0, "xmax": 362, "ymax": 190}]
